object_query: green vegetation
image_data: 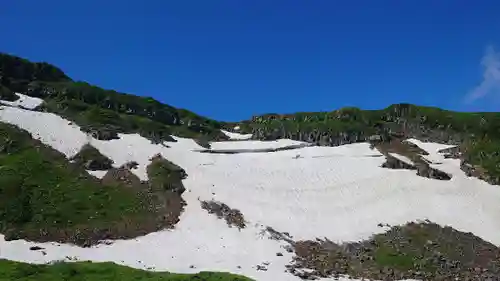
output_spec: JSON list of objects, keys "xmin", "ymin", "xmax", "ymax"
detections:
[
  {"xmin": 0, "ymin": 260, "xmax": 253, "ymax": 281},
  {"xmin": 0, "ymin": 85, "xmax": 18, "ymax": 102},
  {"xmin": 241, "ymin": 104, "xmax": 500, "ymax": 184},
  {"xmin": 3, "ymin": 52, "xmax": 499, "ymax": 184},
  {"xmin": 147, "ymin": 154, "xmax": 187, "ymax": 195},
  {"xmin": 0, "ymin": 123, "xmax": 169, "ymax": 246},
  {"xmin": 289, "ymin": 222, "xmax": 500, "ymax": 280},
  {"xmin": 69, "ymin": 144, "xmax": 113, "ymax": 171},
  {"xmin": 0, "ymin": 53, "xmax": 227, "ymax": 143}
]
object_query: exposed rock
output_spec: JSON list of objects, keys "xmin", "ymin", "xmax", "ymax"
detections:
[
  {"xmin": 200, "ymin": 200, "xmax": 246, "ymax": 229},
  {"xmin": 417, "ymin": 165, "xmax": 452, "ymax": 180},
  {"xmin": 70, "ymin": 144, "xmax": 113, "ymax": 171},
  {"xmin": 83, "ymin": 125, "xmax": 120, "ymax": 141},
  {"xmin": 377, "ymin": 140, "xmax": 452, "ymax": 181},
  {"xmin": 381, "ymin": 154, "xmax": 416, "ymax": 170}
]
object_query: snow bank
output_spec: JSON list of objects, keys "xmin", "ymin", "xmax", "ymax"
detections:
[
  {"xmin": 220, "ymin": 129, "xmax": 253, "ymax": 140},
  {"xmin": 210, "ymin": 139, "xmax": 306, "ymax": 150},
  {"xmin": 0, "ymin": 93, "xmax": 44, "ymax": 109},
  {"xmin": 388, "ymin": 152, "xmax": 415, "ymax": 166},
  {"xmin": 1, "ymin": 107, "xmax": 500, "ymax": 281}
]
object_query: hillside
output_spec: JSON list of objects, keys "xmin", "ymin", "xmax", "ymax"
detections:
[{"xmin": 1, "ymin": 53, "xmax": 500, "ymax": 281}]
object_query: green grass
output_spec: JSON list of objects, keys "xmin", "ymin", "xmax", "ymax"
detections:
[
  {"xmin": 147, "ymin": 155, "xmax": 187, "ymax": 194},
  {"xmin": 0, "ymin": 260, "xmax": 254, "ymax": 281},
  {"xmin": 0, "ymin": 122, "xmax": 156, "ymax": 245},
  {"xmin": 0, "ymin": 85, "xmax": 18, "ymax": 102}
]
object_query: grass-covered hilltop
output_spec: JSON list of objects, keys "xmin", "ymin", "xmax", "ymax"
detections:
[{"xmin": 2, "ymin": 52, "xmax": 500, "ymax": 281}]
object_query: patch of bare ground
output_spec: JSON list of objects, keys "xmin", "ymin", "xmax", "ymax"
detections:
[
  {"xmin": 263, "ymin": 222, "xmax": 500, "ymax": 280},
  {"xmin": 374, "ymin": 138, "xmax": 452, "ymax": 181},
  {"xmin": 200, "ymin": 200, "xmax": 246, "ymax": 229}
]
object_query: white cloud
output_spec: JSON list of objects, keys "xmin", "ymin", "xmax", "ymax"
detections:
[{"xmin": 465, "ymin": 45, "xmax": 500, "ymax": 102}]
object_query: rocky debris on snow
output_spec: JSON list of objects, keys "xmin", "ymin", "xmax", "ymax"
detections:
[
  {"xmin": 29, "ymin": 246, "xmax": 45, "ymax": 251},
  {"xmin": 200, "ymin": 200, "xmax": 246, "ymax": 229},
  {"xmin": 284, "ymin": 221, "xmax": 500, "ymax": 281},
  {"xmin": 69, "ymin": 144, "xmax": 113, "ymax": 171},
  {"xmin": 82, "ymin": 125, "xmax": 121, "ymax": 141}
]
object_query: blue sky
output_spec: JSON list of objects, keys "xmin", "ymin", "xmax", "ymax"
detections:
[{"xmin": 2, "ymin": 1, "xmax": 500, "ymax": 121}]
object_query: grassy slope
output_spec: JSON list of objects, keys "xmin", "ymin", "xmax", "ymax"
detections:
[
  {"xmin": 0, "ymin": 260, "xmax": 253, "ymax": 281},
  {"xmin": 0, "ymin": 122, "xmax": 162, "ymax": 245}
]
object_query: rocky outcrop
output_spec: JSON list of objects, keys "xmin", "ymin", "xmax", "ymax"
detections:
[
  {"xmin": 417, "ymin": 165, "xmax": 452, "ymax": 181},
  {"xmin": 246, "ymin": 106, "xmax": 464, "ymax": 149},
  {"xmin": 70, "ymin": 144, "xmax": 114, "ymax": 171},
  {"xmin": 381, "ymin": 154, "xmax": 417, "ymax": 170}
]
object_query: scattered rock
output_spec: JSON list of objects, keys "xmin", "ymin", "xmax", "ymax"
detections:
[
  {"xmin": 29, "ymin": 246, "xmax": 44, "ymax": 251},
  {"xmin": 200, "ymin": 200, "xmax": 246, "ymax": 229}
]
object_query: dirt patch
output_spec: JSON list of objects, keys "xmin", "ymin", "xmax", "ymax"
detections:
[
  {"xmin": 264, "ymin": 222, "xmax": 500, "ymax": 280},
  {"xmin": 375, "ymin": 138, "xmax": 452, "ymax": 181},
  {"xmin": 200, "ymin": 200, "xmax": 246, "ymax": 229}
]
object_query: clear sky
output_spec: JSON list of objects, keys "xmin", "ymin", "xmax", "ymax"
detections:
[{"xmin": 2, "ymin": 1, "xmax": 500, "ymax": 121}]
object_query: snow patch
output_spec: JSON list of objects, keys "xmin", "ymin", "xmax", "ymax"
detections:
[
  {"xmin": 210, "ymin": 139, "xmax": 306, "ymax": 150},
  {"xmin": 220, "ymin": 129, "xmax": 253, "ymax": 140},
  {"xmin": 388, "ymin": 152, "xmax": 414, "ymax": 166},
  {"xmin": 0, "ymin": 93, "xmax": 44, "ymax": 109},
  {"xmin": 87, "ymin": 170, "xmax": 108, "ymax": 179}
]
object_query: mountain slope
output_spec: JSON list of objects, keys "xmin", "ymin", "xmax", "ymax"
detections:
[{"xmin": 1, "ymin": 53, "xmax": 500, "ymax": 281}]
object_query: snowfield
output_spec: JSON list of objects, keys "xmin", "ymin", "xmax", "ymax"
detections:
[
  {"xmin": 0, "ymin": 93, "xmax": 44, "ymax": 109},
  {"xmin": 2, "ymin": 104, "xmax": 500, "ymax": 281}
]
